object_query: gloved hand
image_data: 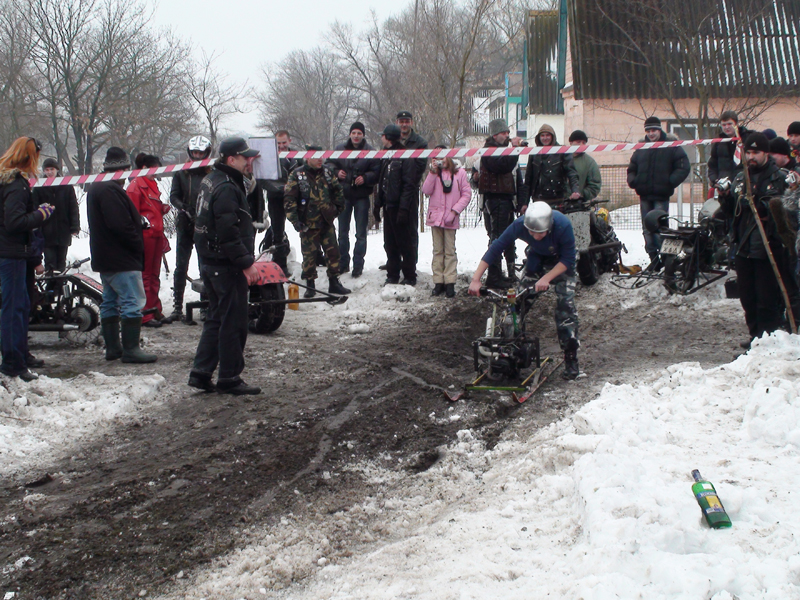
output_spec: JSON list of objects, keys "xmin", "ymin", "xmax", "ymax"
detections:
[
  {"xmin": 396, "ymin": 209, "xmax": 409, "ymax": 226},
  {"xmin": 372, "ymin": 206, "xmax": 381, "ymax": 224},
  {"xmin": 37, "ymin": 204, "xmax": 55, "ymax": 220}
]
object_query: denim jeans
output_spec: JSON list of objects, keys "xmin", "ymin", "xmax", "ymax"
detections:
[
  {"xmin": 639, "ymin": 196, "xmax": 670, "ymax": 259},
  {"xmin": 99, "ymin": 271, "xmax": 146, "ymax": 320},
  {"xmin": 338, "ymin": 198, "xmax": 370, "ymax": 271},
  {"xmin": 0, "ymin": 258, "xmax": 30, "ymax": 373}
]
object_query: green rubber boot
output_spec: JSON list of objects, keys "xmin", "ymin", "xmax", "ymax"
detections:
[
  {"xmin": 121, "ymin": 317, "xmax": 157, "ymax": 363},
  {"xmin": 101, "ymin": 316, "xmax": 123, "ymax": 361}
]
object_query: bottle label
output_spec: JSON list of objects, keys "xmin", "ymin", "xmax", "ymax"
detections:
[{"xmin": 696, "ymin": 491, "xmax": 725, "ymax": 513}]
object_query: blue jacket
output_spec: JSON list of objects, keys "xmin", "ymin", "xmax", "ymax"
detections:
[{"xmin": 482, "ymin": 211, "xmax": 576, "ymax": 275}]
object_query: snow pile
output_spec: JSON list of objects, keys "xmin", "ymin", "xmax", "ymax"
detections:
[
  {"xmin": 158, "ymin": 332, "xmax": 800, "ymax": 599},
  {"xmin": 0, "ymin": 373, "xmax": 165, "ymax": 479}
]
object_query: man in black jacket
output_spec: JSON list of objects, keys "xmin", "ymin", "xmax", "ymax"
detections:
[
  {"xmin": 627, "ymin": 116, "xmax": 690, "ymax": 270},
  {"xmin": 708, "ymin": 111, "xmax": 749, "ymax": 187},
  {"xmin": 525, "ymin": 124, "xmax": 580, "ymax": 210},
  {"xmin": 189, "ymin": 137, "xmax": 261, "ymax": 396},
  {"xmin": 479, "ymin": 118, "xmax": 522, "ymax": 288},
  {"xmin": 33, "ymin": 158, "xmax": 80, "ymax": 273},
  {"xmin": 168, "ymin": 135, "xmax": 212, "ymax": 322},
  {"xmin": 327, "ymin": 121, "xmax": 380, "ymax": 277},
  {"xmin": 718, "ymin": 133, "xmax": 794, "ymax": 347},
  {"xmin": 396, "ymin": 110, "xmax": 428, "ymax": 186},
  {"xmin": 374, "ymin": 124, "xmax": 418, "ymax": 285},
  {"xmin": 88, "ymin": 147, "xmax": 156, "ymax": 364},
  {"xmin": 261, "ymin": 130, "xmax": 301, "ymax": 276}
]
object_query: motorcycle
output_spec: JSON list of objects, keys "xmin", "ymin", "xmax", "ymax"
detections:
[
  {"xmin": 445, "ymin": 283, "xmax": 562, "ymax": 403},
  {"xmin": 25, "ymin": 257, "xmax": 104, "ymax": 345},
  {"xmin": 559, "ymin": 199, "xmax": 624, "ymax": 286},
  {"xmin": 642, "ymin": 198, "xmax": 730, "ymax": 295}
]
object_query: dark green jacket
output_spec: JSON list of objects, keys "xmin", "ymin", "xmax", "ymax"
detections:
[{"xmin": 573, "ymin": 153, "xmax": 602, "ymax": 201}]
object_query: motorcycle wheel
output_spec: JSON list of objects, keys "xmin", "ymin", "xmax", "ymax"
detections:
[
  {"xmin": 663, "ymin": 255, "xmax": 698, "ymax": 295},
  {"xmin": 249, "ymin": 283, "xmax": 286, "ymax": 334},
  {"xmin": 62, "ymin": 294, "xmax": 101, "ymax": 345},
  {"xmin": 577, "ymin": 251, "xmax": 600, "ymax": 286}
]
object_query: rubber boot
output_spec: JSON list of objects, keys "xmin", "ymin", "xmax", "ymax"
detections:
[
  {"xmin": 121, "ymin": 317, "xmax": 157, "ymax": 363},
  {"xmin": 303, "ymin": 279, "xmax": 316, "ymax": 299},
  {"xmin": 484, "ymin": 264, "xmax": 510, "ymax": 289},
  {"xmin": 101, "ymin": 316, "xmax": 123, "ymax": 361},
  {"xmin": 328, "ymin": 277, "xmax": 351, "ymax": 295},
  {"xmin": 562, "ymin": 338, "xmax": 580, "ymax": 380}
]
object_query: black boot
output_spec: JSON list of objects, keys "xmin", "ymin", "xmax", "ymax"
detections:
[
  {"xmin": 484, "ymin": 264, "xmax": 510, "ymax": 289},
  {"xmin": 328, "ymin": 277, "xmax": 351, "ymax": 295},
  {"xmin": 431, "ymin": 283, "xmax": 445, "ymax": 296},
  {"xmin": 120, "ymin": 318, "xmax": 157, "ymax": 363},
  {"xmin": 101, "ymin": 316, "xmax": 123, "ymax": 361},
  {"xmin": 562, "ymin": 338, "xmax": 580, "ymax": 380},
  {"xmin": 303, "ymin": 279, "xmax": 316, "ymax": 298},
  {"xmin": 445, "ymin": 283, "xmax": 456, "ymax": 298},
  {"xmin": 506, "ymin": 260, "xmax": 517, "ymax": 284}
]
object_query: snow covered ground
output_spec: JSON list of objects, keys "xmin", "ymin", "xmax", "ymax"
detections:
[{"xmin": 4, "ymin": 207, "xmax": 799, "ymax": 599}]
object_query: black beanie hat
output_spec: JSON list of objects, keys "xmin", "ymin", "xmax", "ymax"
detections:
[
  {"xmin": 644, "ymin": 116, "xmax": 662, "ymax": 130},
  {"xmin": 42, "ymin": 157, "xmax": 59, "ymax": 171},
  {"xmin": 103, "ymin": 147, "xmax": 130, "ymax": 172},
  {"xmin": 744, "ymin": 132, "xmax": 770, "ymax": 153},
  {"xmin": 569, "ymin": 130, "xmax": 588, "ymax": 143},
  {"xmin": 763, "ymin": 128, "xmax": 777, "ymax": 140},
  {"xmin": 788, "ymin": 121, "xmax": 800, "ymax": 136},
  {"xmin": 769, "ymin": 136, "xmax": 792, "ymax": 156},
  {"xmin": 349, "ymin": 121, "xmax": 365, "ymax": 134}
]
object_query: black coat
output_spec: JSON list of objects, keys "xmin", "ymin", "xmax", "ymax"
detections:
[
  {"xmin": 376, "ymin": 142, "xmax": 417, "ymax": 212},
  {"xmin": 326, "ymin": 140, "xmax": 380, "ymax": 201},
  {"xmin": 87, "ymin": 180, "xmax": 144, "ymax": 273},
  {"xmin": 479, "ymin": 137, "xmax": 518, "ymax": 195},
  {"xmin": 32, "ymin": 183, "xmax": 80, "ymax": 247},
  {"xmin": 170, "ymin": 167, "xmax": 210, "ymax": 232},
  {"xmin": 707, "ymin": 126, "xmax": 750, "ymax": 185},
  {"xmin": 0, "ymin": 171, "xmax": 47, "ymax": 260},
  {"xmin": 194, "ymin": 162, "xmax": 255, "ymax": 270},
  {"xmin": 401, "ymin": 129, "xmax": 428, "ymax": 186},
  {"xmin": 525, "ymin": 152, "xmax": 579, "ymax": 201},
  {"xmin": 627, "ymin": 131, "xmax": 691, "ymax": 199}
]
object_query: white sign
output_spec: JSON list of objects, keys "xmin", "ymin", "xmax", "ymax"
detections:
[{"xmin": 248, "ymin": 137, "xmax": 280, "ymax": 180}]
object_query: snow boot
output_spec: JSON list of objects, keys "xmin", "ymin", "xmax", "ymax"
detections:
[
  {"xmin": 101, "ymin": 316, "xmax": 123, "ymax": 361},
  {"xmin": 445, "ymin": 283, "xmax": 456, "ymax": 298},
  {"xmin": 431, "ymin": 283, "xmax": 445, "ymax": 296},
  {"xmin": 304, "ymin": 279, "xmax": 317, "ymax": 298},
  {"xmin": 562, "ymin": 338, "xmax": 580, "ymax": 380},
  {"xmin": 484, "ymin": 264, "xmax": 510, "ymax": 289},
  {"xmin": 120, "ymin": 317, "xmax": 157, "ymax": 363},
  {"xmin": 328, "ymin": 277, "xmax": 351, "ymax": 295}
]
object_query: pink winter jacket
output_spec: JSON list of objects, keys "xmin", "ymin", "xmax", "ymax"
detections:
[{"xmin": 422, "ymin": 168, "xmax": 472, "ymax": 229}]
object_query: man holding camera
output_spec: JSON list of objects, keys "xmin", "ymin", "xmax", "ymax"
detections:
[{"xmin": 326, "ymin": 122, "xmax": 380, "ymax": 278}]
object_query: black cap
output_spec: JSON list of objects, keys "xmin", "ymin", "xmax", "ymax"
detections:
[
  {"xmin": 396, "ymin": 111, "xmax": 413, "ymax": 120},
  {"xmin": 218, "ymin": 137, "xmax": 259, "ymax": 158},
  {"xmin": 305, "ymin": 144, "xmax": 324, "ymax": 152},
  {"xmin": 763, "ymin": 128, "xmax": 777, "ymax": 140},
  {"xmin": 42, "ymin": 157, "xmax": 59, "ymax": 171},
  {"xmin": 788, "ymin": 121, "xmax": 800, "ymax": 136},
  {"xmin": 349, "ymin": 121, "xmax": 365, "ymax": 134},
  {"xmin": 644, "ymin": 116, "xmax": 662, "ymax": 130},
  {"xmin": 103, "ymin": 147, "xmax": 130, "ymax": 172},
  {"xmin": 569, "ymin": 130, "xmax": 588, "ymax": 143},
  {"xmin": 769, "ymin": 136, "xmax": 792, "ymax": 156},
  {"xmin": 744, "ymin": 132, "xmax": 770, "ymax": 153},
  {"xmin": 382, "ymin": 124, "xmax": 401, "ymax": 141}
]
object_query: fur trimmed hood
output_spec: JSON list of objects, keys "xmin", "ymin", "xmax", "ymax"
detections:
[{"xmin": 0, "ymin": 168, "xmax": 30, "ymax": 185}]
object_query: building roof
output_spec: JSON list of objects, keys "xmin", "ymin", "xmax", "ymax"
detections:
[{"xmin": 566, "ymin": 0, "xmax": 800, "ymax": 100}]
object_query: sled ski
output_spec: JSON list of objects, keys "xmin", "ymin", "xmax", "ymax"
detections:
[{"xmin": 444, "ymin": 356, "xmax": 562, "ymax": 403}]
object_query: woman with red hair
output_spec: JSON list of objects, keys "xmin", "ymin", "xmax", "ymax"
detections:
[
  {"xmin": 0, "ymin": 137, "xmax": 55, "ymax": 380},
  {"xmin": 127, "ymin": 153, "xmax": 171, "ymax": 327}
]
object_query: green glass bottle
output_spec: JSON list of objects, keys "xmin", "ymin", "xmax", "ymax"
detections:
[{"xmin": 691, "ymin": 470, "xmax": 732, "ymax": 529}]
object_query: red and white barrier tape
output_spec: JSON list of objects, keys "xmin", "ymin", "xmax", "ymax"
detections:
[{"xmin": 31, "ymin": 138, "xmax": 735, "ymax": 187}]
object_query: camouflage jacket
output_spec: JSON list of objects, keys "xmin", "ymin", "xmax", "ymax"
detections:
[{"xmin": 284, "ymin": 164, "xmax": 345, "ymax": 229}]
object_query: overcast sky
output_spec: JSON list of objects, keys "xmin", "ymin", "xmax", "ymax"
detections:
[{"xmin": 148, "ymin": 0, "xmax": 407, "ymax": 136}]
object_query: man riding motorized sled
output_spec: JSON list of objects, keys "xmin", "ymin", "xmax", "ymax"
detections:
[{"xmin": 468, "ymin": 202, "xmax": 581, "ymax": 380}]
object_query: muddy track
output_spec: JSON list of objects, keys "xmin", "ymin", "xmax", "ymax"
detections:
[{"xmin": 0, "ymin": 281, "xmax": 746, "ymax": 599}]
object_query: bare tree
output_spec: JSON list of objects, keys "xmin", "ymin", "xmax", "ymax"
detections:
[{"xmin": 189, "ymin": 51, "xmax": 249, "ymax": 146}]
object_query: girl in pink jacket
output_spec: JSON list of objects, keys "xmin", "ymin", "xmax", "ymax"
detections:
[{"xmin": 422, "ymin": 148, "xmax": 472, "ymax": 297}]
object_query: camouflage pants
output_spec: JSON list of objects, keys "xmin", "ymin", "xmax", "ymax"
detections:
[
  {"xmin": 553, "ymin": 273, "xmax": 580, "ymax": 350},
  {"xmin": 300, "ymin": 225, "xmax": 340, "ymax": 281}
]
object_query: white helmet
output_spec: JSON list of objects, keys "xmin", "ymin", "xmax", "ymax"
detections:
[
  {"xmin": 187, "ymin": 135, "xmax": 212, "ymax": 158},
  {"xmin": 524, "ymin": 201, "xmax": 553, "ymax": 233}
]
